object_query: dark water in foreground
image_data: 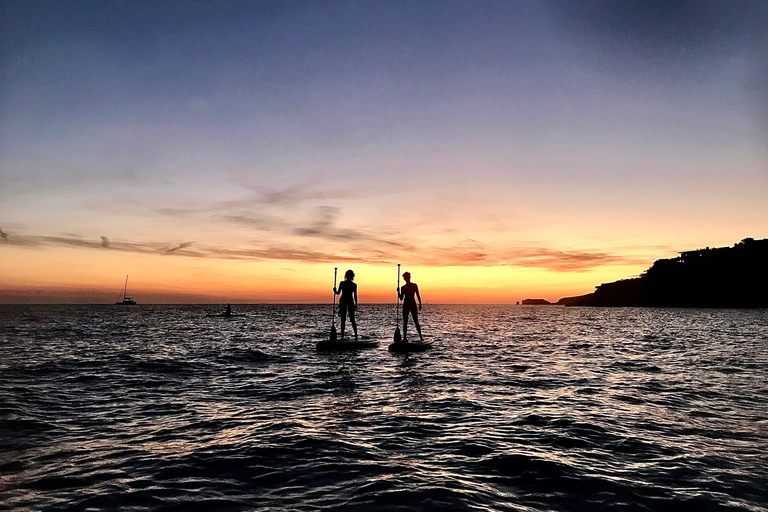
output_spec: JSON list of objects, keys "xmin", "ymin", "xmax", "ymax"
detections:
[{"xmin": 1, "ymin": 304, "xmax": 767, "ymax": 511}]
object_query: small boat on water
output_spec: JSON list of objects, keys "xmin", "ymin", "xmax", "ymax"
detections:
[{"xmin": 115, "ymin": 275, "xmax": 137, "ymax": 305}]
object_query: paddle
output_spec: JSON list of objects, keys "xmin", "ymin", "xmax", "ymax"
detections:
[
  {"xmin": 394, "ymin": 263, "xmax": 402, "ymax": 343},
  {"xmin": 330, "ymin": 267, "xmax": 338, "ymax": 342}
]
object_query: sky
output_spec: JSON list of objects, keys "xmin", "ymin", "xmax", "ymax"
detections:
[{"xmin": 1, "ymin": 0, "xmax": 766, "ymax": 304}]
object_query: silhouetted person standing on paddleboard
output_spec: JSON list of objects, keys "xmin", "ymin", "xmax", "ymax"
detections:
[
  {"xmin": 397, "ymin": 271, "xmax": 424, "ymax": 342},
  {"xmin": 334, "ymin": 269, "xmax": 358, "ymax": 341}
]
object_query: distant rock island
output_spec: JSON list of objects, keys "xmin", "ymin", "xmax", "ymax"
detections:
[
  {"xmin": 557, "ymin": 238, "xmax": 768, "ymax": 308},
  {"xmin": 521, "ymin": 299, "xmax": 552, "ymax": 305}
]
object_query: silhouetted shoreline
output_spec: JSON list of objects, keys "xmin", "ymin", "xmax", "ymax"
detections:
[{"xmin": 557, "ymin": 238, "xmax": 768, "ymax": 308}]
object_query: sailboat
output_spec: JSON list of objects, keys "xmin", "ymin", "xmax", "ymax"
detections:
[{"xmin": 115, "ymin": 275, "xmax": 137, "ymax": 305}]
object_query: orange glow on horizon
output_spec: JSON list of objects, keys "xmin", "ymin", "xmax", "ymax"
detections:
[{"xmin": 0, "ymin": 245, "xmax": 650, "ymax": 304}]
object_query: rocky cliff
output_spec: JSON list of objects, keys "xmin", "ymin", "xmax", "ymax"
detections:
[{"xmin": 557, "ymin": 238, "xmax": 768, "ymax": 307}]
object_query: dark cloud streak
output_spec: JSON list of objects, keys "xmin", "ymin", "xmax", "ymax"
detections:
[
  {"xmin": 1, "ymin": 229, "xmax": 645, "ymax": 272},
  {"xmin": 165, "ymin": 241, "xmax": 196, "ymax": 254}
]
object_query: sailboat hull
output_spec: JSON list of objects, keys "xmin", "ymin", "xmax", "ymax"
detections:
[{"xmin": 116, "ymin": 275, "xmax": 137, "ymax": 305}]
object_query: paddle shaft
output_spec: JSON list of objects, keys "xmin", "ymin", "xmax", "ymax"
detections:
[
  {"xmin": 396, "ymin": 264, "xmax": 401, "ymax": 325},
  {"xmin": 332, "ymin": 267, "xmax": 337, "ymax": 327}
]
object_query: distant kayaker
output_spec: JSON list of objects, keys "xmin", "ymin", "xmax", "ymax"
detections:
[
  {"xmin": 333, "ymin": 269, "xmax": 358, "ymax": 340},
  {"xmin": 225, "ymin": 303, "xmax": 232, "ymax": 317},
  {"xmin": 397, "ymin": 271, "xmax": 424, "ymax": 342}
]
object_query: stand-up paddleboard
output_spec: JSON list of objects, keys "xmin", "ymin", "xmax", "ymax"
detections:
[
  {"xmin": 316, "ymin": 338, "xmax": 379, "ymax": 351},
  {"xmin": 388, "ymin": 339, "xmax": 433, "ymax": 352}
]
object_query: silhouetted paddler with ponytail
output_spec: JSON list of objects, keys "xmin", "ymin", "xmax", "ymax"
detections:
[{"xmin": 397, "ymin": 271, "xmax": 424, "ymax": 342}]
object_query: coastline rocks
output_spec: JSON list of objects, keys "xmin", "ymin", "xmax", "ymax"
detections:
[{"xmin": 557, "ymin": 237, "xmax": 768, "ymax": 308}]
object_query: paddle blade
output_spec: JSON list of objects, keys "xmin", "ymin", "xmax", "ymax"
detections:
[
  {"xmin": 394, "ymin": 327, "xmax": 401, "ymax": 343},
  {"xmin": 330, "ymin": 324, "xmax": 337, "ymax": 342}
]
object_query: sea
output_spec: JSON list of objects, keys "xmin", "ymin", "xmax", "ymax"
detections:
[{"xmin": 1, "ymin": 304, "xmax": 767, "ymax": 511}]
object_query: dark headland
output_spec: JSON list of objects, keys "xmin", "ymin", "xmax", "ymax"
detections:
[{"xmin": 556, "ymin": 238, "xmax": 768, "ymax": 308}]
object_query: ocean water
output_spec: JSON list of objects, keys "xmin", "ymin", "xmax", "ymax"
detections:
[{"xmin": 1, "ymin": 304, "xmax": 767, "ymax": 512}]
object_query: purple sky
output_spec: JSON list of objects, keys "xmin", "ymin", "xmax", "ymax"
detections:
[{"xmin": 1, "ymin": 0, "xmax": 766, "ymax": 302}]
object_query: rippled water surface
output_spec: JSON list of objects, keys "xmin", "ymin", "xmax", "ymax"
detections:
[{"xmin": 1, "ymin": 304, "xmax": 767, "ymax": 511}]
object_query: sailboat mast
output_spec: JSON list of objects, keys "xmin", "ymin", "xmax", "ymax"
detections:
[{"xmin": 124, "ymin": 275, "xmax": 129, "ymax": 298}]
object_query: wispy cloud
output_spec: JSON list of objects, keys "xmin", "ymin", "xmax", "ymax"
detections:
[
  {"xmin": 499, "ymin": 247, "xmax": 640, "ymax": 271},
  {"xmin": 206, "ymin": 246, "xmax": 362, "ymax": 263},
  {"xmin": 152, "ymin": 183, "xmax": 351, "ymax": 219},
  {"xmin": 289, "ymin": 206, "xmax": 411, "ymax": 249},
  {"xmin": 1, "ymin": 231, "xmax": 201, "ymax": 257},
  {"xmin": 251, "ymin": 183, "xmax": 340, "ymax": 207},
  {"xmin": 218, "ymin": 214, "xmax": 287, "ymax": 232},
  {"xmin": 165, "ymin": 241, "xmax": 195, "ymax": 254},
  {"xmin": 1, "ymin": 180, "xmax": 648, "ymax": 272},
  {"xmin": 416, "ymin": 239, "xmax": 489, "ymax": 266},
  {"xmin": 0, "ymin": 228, "xmax": 644, "ymax": 271},
  {"xmin": 405, "ymin": 241, "xmax": 642, "ymax": 270},
  {"xmin": 0, "ymin": 229, "xmax": 360, "ymax": 263}
]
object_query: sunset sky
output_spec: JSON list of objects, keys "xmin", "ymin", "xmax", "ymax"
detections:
[{"xmin": 1, "ymin": 1, "xmax": 766, "ymax": 303}]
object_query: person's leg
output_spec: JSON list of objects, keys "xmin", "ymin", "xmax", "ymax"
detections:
[
  {"xmin": 402, "ymin": 307, "xmax": 410, "ymax": 341},
  {"xmin": 340, "ymin": 307, "xmax": 346, "ymax": 339},
  {"xmin": 349, "ymin": 309, "xmax": 358, "ymax": 340},
  {"xmin": 412, "ymin": 310, "xmax": 424, "ymax": 341}
]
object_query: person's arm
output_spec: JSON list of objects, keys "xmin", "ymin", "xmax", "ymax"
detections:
[
  {"xmin": 397, "ymin": 287, "xmax": 404, "ymax": 300},
  {"xmin": 353, "ymin": 283, "xmax": 358, "ymax": 309},
  {"xmin": 416, "ymin": 285, "xmax": 422, "ymax": 310}
]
